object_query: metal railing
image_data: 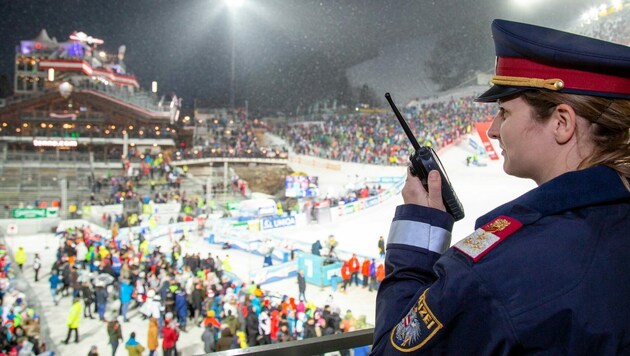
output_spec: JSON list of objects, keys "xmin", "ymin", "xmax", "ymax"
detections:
[{"xmin": 211, "ymin": 328, "xmax": 374, "ymax": 356}]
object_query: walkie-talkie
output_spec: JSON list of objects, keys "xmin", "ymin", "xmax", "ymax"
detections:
[{"xmin": 385, "ymin": 93, "xmax": 465, "ymax": 221}]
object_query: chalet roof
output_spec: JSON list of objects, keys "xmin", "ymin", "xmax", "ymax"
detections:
[{"xmin": 32, "ymin": 29, "xmax": 58, "ymax": 46}]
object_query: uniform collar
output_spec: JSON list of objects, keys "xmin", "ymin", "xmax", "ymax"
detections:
[{"xmin": 476, "ymin": 166, "xmax": 630, "ymax": 227}]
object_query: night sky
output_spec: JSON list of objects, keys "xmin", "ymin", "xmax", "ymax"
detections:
[{"xmin": 0, "ymin": 0, "xmax": 602, "ymax": 113}]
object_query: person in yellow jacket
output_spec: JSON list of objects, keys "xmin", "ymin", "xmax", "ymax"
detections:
[
  {"xmin": 98, "ymin": 246, "xmax": 110, "ymax": 260},
  {"xmin": 124, "ymin": 332, "xmax": 146, "ymax": 356},
  {"xmin": 14, "ymin": 247, "xmax": 26, "ymax": 271},
  {"xmin": 139, "ymin": 239, "xmax": 150, "ymax": 257},
  {"xmin": 222, "ymin": 255, "xmax": 233, "ymax": 273},
  {"xmin": 64, "ymin": 297, "xmax": 82, "ymax": 344}
]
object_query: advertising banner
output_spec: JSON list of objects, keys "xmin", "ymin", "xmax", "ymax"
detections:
[
  {"xmin": 12, "ymin": 208, "xmax": 47, "ymax": 219},
  {"xmin": 297, "ymin": 253, "xmax": 343, "ymax": 287},
  {"xmin": 474, "ymin": 122, "xmax": 499, "ymax": 160},
  {"xmin": 152, "ymin": 203, "xmax": 181, "ymax": 215},
  {"xmin": 260, "ymin": 216, "xmax": 297, "ymax": 231},
  {"xmin": 249, "ymin": 261, "xmax": 297, "ymax": 285},
  {"xmin": 46, "ymin": 207, "xmax": 59, "ymax": 217}
]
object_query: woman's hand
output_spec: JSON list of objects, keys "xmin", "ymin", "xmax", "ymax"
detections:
[{"xmin": 401, "ymin": 168, "xmax": 447, "ymax": 212}]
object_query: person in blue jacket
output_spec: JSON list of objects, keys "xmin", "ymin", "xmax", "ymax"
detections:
[
  {"xmin": 175, "ymin": 289, "xmax": 188, "ymax": 332},
  {"xmin": 372, "ymin": 19, "xmax": 630, "ymax": 355},
  {"xmin": 49, "ymin": 272, "xmax": 60, "ymax": 306},
  {"xmin": 119, "ymin": 279, "xmax": 134, "ymax": 322}
]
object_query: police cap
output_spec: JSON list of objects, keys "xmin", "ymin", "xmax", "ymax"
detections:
[{"xmin": 476, "ymin": 19, "xmax": 630, "ymax": 102}]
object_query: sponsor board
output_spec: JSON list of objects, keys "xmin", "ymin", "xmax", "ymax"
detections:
[
  {"xmin": 153, "ymin": 203, "xmax": 181, "ymax": 215},
  {"xmin": 12, "ymin": 208, "xmax": 47, "ymax": 219},
  {"xmin": 249, "ymin": 261, "xmax": 297, "ymax": 285},
  {"xmin": 260, "ymin": 216, "xmax": 297, "ymax": 230}
]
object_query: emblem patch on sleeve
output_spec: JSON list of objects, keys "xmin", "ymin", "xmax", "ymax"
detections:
[
  {"xmin": 453, "ymin": 215, "xmax": 523, "ymax": 262},
  {"xmin": 390, "ymin": 289, "xmax": 443, "ymax": 352}
]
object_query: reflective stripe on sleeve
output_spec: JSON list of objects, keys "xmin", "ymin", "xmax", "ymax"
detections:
[{"xmin": 387, "ymin": 220, "xmax": 451, "ymax": 254}]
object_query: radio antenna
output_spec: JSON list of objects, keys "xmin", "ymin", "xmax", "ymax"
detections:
[{"xmin": 385, "ymin": 92, "xmax": 420, "ymax": 151}]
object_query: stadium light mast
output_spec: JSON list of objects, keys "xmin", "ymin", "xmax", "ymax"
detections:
[{"xmin": 224, "ymin": 0, "xmax": 244, "ymax": 110}]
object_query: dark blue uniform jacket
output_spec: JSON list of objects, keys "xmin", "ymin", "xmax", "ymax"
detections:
[{"xmin": 372, "ymin": 166, "xmax": 630, "ymax": 355}]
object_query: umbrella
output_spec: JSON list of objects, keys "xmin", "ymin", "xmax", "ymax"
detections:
[{"xmin": 93, "ymin": 273, "xmax": 115, "ymax": 286}]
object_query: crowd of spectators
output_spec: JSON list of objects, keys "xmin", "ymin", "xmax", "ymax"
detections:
[
  {"xmin": 179, "ymin": 114, "xmax": 289, "ymax": 160},
  {"xmin": 278, "ymin": 96, "xmax": 495, "ymax": 165},
  {"xmin": 38, "ymin": 224, "xmax": 374, "ymax": 354},
  {"xmin": 0, "ymin": 245, "xmax": 51, "ymax": 355}
]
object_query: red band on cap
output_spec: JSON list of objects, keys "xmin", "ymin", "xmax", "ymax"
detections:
[{"xmin": 497, "ymin": 57, "xmax": 630, "ymax": 95}]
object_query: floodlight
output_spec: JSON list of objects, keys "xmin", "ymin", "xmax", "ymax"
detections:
[{"xmin": 224, "ymin": 0, "xmax": 244, "ymax": 10}]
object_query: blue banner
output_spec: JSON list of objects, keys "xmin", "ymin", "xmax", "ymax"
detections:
[{"xmin": 260, "ymin": 215, "xmax": 297, "ymax": 230}]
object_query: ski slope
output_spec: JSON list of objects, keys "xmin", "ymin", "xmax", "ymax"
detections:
[{"xmin": 280, "ymin": 136, "xmax": 536, "ymax": 256}]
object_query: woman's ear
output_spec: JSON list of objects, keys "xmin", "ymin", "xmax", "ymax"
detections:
[{"xmin": 551, "ymin": 103, "xmax": 577, "ymax": 145}]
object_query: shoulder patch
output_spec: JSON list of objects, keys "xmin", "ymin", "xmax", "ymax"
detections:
[
  {"xmin": 390, "ymin": 289, "xmax": 443, "ymax": 352},
  {"xmin": 453, "ymin": 215, "xmax": 523, "ymax": 262}
]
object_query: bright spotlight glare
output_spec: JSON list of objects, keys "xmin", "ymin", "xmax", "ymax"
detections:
[
  {"xmin": 510, "ymin": 0, "xmax": 545, "ymax": 8},
  {"xmin": 224, "ymin": 0, "xmax": 244, "ymax": 10}
]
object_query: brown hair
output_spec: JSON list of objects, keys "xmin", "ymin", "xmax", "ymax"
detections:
[{"xmin": 519, "ymin": 91, "xmax": 630, "ymax": 178}]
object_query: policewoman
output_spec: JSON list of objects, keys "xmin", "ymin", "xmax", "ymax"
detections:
[{"xmin": 372, "ymin": 19, "xmax": 630, "ymax": 354}]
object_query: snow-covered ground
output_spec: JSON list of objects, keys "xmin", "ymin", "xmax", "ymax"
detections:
[{"xmin": 6, "ymin": 136, "xmax": 536, "ymax": 354}]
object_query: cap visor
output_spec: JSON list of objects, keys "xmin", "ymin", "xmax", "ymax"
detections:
[{"xmin": 474, "ymin": 85, "xmax": 528, "ymax": 102}]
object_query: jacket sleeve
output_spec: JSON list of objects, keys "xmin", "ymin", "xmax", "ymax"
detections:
[{"xmin": 371, "ymin": 204, "xmax": 517, "ymax": 354}]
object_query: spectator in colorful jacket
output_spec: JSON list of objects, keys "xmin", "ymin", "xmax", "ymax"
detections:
[
  {"xmin": 119, "ymin": 279, "xmax": 134, "ymax": 322},
  {"xmin": 14, "ymin": 247, "xmax": 26, "ymax": 272},
  {"xmin": 347, "ymin": 254, "xmax": 360, "ymax": 287},
  {"xmin": 368, "ymin": 259, "xmax": 377, "ymax": 292},
  {"xmin": 48, "ymin": 273, "xmax": 60, "ymax": 306},
  {"xmin": 124, "ymin": 332, "xmax": 145, "ymax": 356},
  {"xmin": 63, "ymin": 297, "xmax": 82, "ymax": 344},
  {"xmin": 258, "ymin": 308, "xmax": 271, "ymax": 345},
  {"xmin": 360, "ymin": 258, "xmax": 370, "ymax": 289},
  {"xmin": 340, "ymin": 261, "xmax": 351, "ymax": 293},
  {"xmin": 147, "ymin": 317, "xmax": 159, "ymax": 356},
  {"xmin": 174, "ymin": 289, "xmax": 188, "ymax": 331},
  {"xmin": 161, "ymin": 314, "xmax": 179, "ymax": 356}
]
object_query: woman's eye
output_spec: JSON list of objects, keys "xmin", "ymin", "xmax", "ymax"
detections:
[{"xmin": 498, "ymin": 107, "xmax": 508, "ymax": 120}]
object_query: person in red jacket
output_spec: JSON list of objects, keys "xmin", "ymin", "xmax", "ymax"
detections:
[
  {"xmin": 360, "ymin": 258, "xmax": 371, "ymax": 288},
  {"xmin": 161, "ymin": 316, "xmax": 179, "ymax": 356},
  {"xmin": 347, "ymin": 254, "xmax": 360, "ymax": 287},
  {"xmin": 341, "ymin": 261, "xmax": 351, "ymax": 293},
  {"xmin": 270, "ymin": 307, "xmax": 280, "ymax": 343},
  {"xmin": 376, "ymin": 262, "xmax": 385, "ymax": 288}
]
